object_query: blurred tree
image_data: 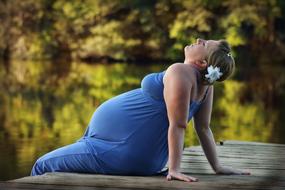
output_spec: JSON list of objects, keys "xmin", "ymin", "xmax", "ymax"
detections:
[
  {"xmin": 0, "ymin": 0, "xmax": 284, "ymax": 66},
  {"xmin": 221, "ymin": 0, "xmax": 285, "ymax": 110}
]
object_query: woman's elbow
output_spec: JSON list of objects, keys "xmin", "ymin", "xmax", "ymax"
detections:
[
  {"xmin": 194, "ymin": 124, "xmax": 210, "ymax": 133},
  {"xmin": 169, "ymin": 122, "xmax": 188, "ymax": 129}
]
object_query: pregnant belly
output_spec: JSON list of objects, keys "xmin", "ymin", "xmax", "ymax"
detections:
[
  {"xmin": 87, "ymin": 89, "xmax": 167, "ymax": 142},
  {"xmin": 85, "ymin": 89, "xmax": 169, "ymax": 174}
]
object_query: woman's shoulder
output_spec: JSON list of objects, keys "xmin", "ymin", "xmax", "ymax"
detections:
[
  {"xmin": 165, "ymin": 63, "xmax": 197, "ymax": 81},
  {"xmin": 165, "ymin": 62, "xmax": 185, "ymax": 71},
  {"xmin": 163, "ymin": 63, "xmax": 197, "ymax": 85}
]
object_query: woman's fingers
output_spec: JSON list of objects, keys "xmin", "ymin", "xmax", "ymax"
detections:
[
  {"xmin": 235, "ymin": 169, "xmax": 251, "ymax": 175},
  {"xmin": 166, "ymin": 172, "xmax": 198, "ymax": 182},
  {"xmin": 188, "ymin": 176, "xmax": 198, "ymax": 182},
  {"xmin": 166, "ymin": 174, "xmax": 172, "ymax": 181},
  {"xmin": 216, "ymin": 166, "xmax": 251, "ymax": 175}
]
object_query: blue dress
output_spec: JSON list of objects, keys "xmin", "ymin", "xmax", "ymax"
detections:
[{"xmin": 31, "ymin": 70, "xmax": 208, "ymax": 176}]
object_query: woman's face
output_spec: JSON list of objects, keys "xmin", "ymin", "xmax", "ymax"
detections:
[{"xmin": 184, "ymin": 38, "xmax": 220, "ymax": 64}]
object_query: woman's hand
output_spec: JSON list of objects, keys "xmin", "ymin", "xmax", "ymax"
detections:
[
  {"xmin": 166, "ymin": 170, "xmax": 198, "ymax": 182},
  {"xmin": 216, "ymin": 166, "xmax": 251, "ymax": 175}
]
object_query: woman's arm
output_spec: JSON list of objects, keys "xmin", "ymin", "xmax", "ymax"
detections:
[
  {"xmin": 163, "ymin": 64, "xmax": 198, "ymax": 182},
  {"xmin": 193, "ymin": 86, "xmax": 221, "ymax": 171},
  {"xmin": 193, "ymin": 86, "xmax": 250, "ymax": 175}
]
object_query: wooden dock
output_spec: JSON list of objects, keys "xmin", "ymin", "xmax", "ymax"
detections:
[{"xmin": 2, "ymin": 140, "xmax": 285, "ymax": 190}]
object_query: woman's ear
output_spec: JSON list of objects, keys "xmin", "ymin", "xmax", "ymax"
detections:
[
  {"xmin": 201, "ymin": 60, "xmax": 207, "ymax": 66},
  {"xmin": 195, "ymin": 60, "xmax": 208, "ymax": 69}
]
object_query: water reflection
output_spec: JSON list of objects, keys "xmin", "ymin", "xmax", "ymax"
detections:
[{"xmin": 0, "ymin": 60, "xmax": 283, "ymax": 180}]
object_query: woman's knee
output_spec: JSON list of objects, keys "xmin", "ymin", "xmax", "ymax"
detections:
[
  {"xmin": 30, "ymin": 142, "xmax": 95, "ymax": 176},
  {"xmin": 31, "ymin": 157, "xmax": 48, "ymax": 176},
  {"xmin": 30, "ymin": 150, "xmax": 61, "ymax": 176}
]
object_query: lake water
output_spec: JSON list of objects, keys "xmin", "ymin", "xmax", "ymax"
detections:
[{"xmin": 0, "ymin": 60, "xmax": 284, "ymax": 180}]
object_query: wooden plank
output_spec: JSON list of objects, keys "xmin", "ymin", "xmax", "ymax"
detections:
[
  {"xmin": 6, "ymin": 173, "xmax": 285, "ymax": 190},
  {"xmin": 218, "ymin": 140, "xmax": 285, "ymax": 147},
  {"xmin": 0, "ymin": 182, "xmax": 132, "ymax": 190},
  {"xmin": 6, "ymin": 140, "xmax": 285, "ymax": 190}
]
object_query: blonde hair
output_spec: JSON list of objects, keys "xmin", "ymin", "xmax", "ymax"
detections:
[{"xmin": 202, "ymin": 40, "xmax": 235, "ymax": 85}]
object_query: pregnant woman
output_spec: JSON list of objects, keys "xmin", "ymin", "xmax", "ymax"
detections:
[{"xmin": 31, "ymin": 38, "xmax": 250, "ymax": 182}]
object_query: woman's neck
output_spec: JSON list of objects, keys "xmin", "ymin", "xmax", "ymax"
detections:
[
  {"xmin": 184, "ymin": 63, "xmax": 205, "ymax": 85},
  {"xmin": 186, "ymin": 61, "xmax": 205, "ymax": 70}
]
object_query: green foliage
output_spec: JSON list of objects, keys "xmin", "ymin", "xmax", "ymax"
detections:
[
  {"xmin": 221, "ymin": 1, "xmax": 280, "ymax": 46},
  {"xmin": 213, "ymin": 80, "xmax": 276, "ymax": 142},
  {"xmin": 169, "ymin": 0, "xmax": 213, "ymax": 59},
  {"xmin": 1, "ymin": 0, "xmax": 284, "ymax": 63}
]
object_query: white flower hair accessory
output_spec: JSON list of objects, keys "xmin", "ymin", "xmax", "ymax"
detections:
[{"xmin": 205, "ymin": 65, "xmax": 223, "ymax": 83}]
